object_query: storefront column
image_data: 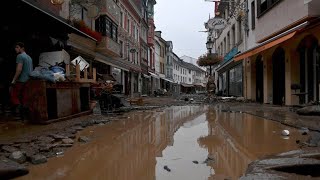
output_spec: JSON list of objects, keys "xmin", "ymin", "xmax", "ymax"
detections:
[
  {"xmin": 290, "ymin": 50, "xmax": 300, "ymax": 105},
  {"xmin": 131, "ymin": 72, "xmax": 134, "ymax": 97},
  {"xmin": 264, "ymin": 54, "xmax": 273, "ymax": 104},
  {"xmin": 121, "ymin": 70, "xmax": 125, "ymax": 93},
  {"xmin": 285, "ymin": 50, "xmax": 292, "ymax": 105},
  {"xmin": 245, "ymin": 58, "xmax": 253, "ymax": 100},
  {"xmin": 138, "ymin": 73, "xmax": 142, "ymax": 94}
]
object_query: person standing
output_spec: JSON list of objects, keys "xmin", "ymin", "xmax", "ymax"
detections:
[{"xmin": 10, "ymin": 42, "xmax": 33, "ymax": 120}]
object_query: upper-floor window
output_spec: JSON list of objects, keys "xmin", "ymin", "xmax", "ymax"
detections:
[
  {"xmin": 120, "ymin": 12, "xmax": 124, "ymax": 28},
  {"xmin": 95, "ymin": 15, "xmax": 118, "ymax": 41},
  {"xmin": 251, "ymin": 1, "xmax": 256, "ymax": 30},
  {"xmin": 257, "ymin": 0, "xmax": 281, "ymax": 17}
]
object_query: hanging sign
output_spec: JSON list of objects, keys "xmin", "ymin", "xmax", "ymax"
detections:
[{"xmin": 207, "ymin": 17, "xmax": 227, "ymax": 30}]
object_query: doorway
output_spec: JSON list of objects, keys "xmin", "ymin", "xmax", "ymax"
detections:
[
  {"xmin": 298, "ymin": 35, "xmax": 320, "ymax": 103},
  {"xmin": 256, "ymin": 55, "xmax": 264, "ymax": 103},
  {"xmin": 272, "ymin": 47, "xmax": 286, "ymax": 105}
]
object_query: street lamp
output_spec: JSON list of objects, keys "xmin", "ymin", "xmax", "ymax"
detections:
[
  {"xmin": 206, "ymin": 39, "xmax": 214, "ymax": 54},
  {"xmin": 206, "ymin": 38, "xmax": 215, "ymax": 75}
]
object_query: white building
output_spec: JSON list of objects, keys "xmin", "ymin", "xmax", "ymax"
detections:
[{"xmin": 211, "ymin": 0, "xmax": 246, "ymax": 97}]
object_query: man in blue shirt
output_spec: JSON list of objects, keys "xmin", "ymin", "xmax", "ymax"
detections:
[{"xmin": 10, "ymin": 42, "xmax": 33, "ymax": 120}]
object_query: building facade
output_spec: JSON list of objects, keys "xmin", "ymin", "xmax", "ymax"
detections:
[
  {"xmin": 237, "ymin": 0, "xmax": 320, "ymax": 105},
  {"xmin": 213, "ymin": 0, "xmax": 246, "ymax": 97}
]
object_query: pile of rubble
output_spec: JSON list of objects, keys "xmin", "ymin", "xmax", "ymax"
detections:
[{"xmin": 0, "ymin": 119, "xmax": 110, "ymax": 179}]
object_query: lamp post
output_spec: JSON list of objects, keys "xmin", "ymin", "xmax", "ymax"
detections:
[{"xmin": 206, "ymin": 38, "xmax": 214, "ymax": 75}]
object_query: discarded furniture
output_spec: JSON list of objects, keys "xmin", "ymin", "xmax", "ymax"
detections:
[
  {"xmin": 27, "ymin": 80, "xmax": 91, "ymax": 124},
  {"xmin": 66, "ymin": 64, "xmax": 97, "ymax": 83},
  {"xmin": 291, "ymin": 84, "xmax": 308, "ymax": 104}
]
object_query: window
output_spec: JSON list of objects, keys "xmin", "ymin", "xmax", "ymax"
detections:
[
  {"xmin": 189, "ymin": 70, "xmax": 191, "ymax": 74},
  {"xmin": 127, "ymin": 19, "xmax": 130, "ymax": 32},
  {"xmin": 120, "ymin": 12, "xmax": 124, "ymax": 28},
  {"xmin": 251, "ymin": 1, "xmax": 256, "ymax": 29},
  {"xmin": 257, "ymin": 0, "xmax": 281, "ymax": 17},
  {"xmin": 95, "ymin": 16, "xmax": 118, "ymax": 41},
  {"xmin": 232, "ymin": 25, "xmax": 236, "ymax": 47},
  {"xmin": 238, "ymin": 20, "xmax": 242, "ymax": 43}
]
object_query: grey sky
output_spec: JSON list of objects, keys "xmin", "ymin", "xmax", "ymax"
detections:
[{"xmin": 154, "ymin": 0, "xmax": 214, "ymax": 59}]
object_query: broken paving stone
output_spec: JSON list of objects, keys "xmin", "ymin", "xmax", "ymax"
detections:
[
  {"xmin": 31, "ymin": 154, "xmax": 47, "ymax": 165},
  {"xmin": 62, "ymin": 138, "xmax": 74, "ymax": 144},
  {"xmin": 49, "ymin": 134, "xmax": 67, "ymax": 140},
  {"xmin": 14, "ymin": 139, "xmax": 32, "ymax": 144},
  {"xmin": 0, "ymin": 157, "xmax": 29, "ymax": 179},
  {"xmin": 73, "ymin": 126, "xmax": 84, "ymax": 131},
  {"xmin": 37, "ymin": 136, "xmax": 55, "ymax": 143},
  {"xmin": 297, "ymin": 105, "xmax": 320, "ymax": 116},
  {"xmin": 2, "ymin": 146, "xmax": 18, "ymax": 153},
  {"xmin": 9, "ymin": 151, "xmax": 26, "ymax": 164},
  {"xmin": 58, "ymin": 144, "xmax": 73, "ymax": 148},
  {"xmin": 78, "ymin": 136, "xmax": 90, "ymax": 143}
]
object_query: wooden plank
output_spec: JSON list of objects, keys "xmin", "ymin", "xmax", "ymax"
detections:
[{"xmin": 27, "ymin": 80, "xmax": 48, "ymax": 123}]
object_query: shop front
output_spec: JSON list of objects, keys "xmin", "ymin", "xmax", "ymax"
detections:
[
  {"xmin": 236, "ymin": 20, "xmax": 320, "ymax": 106},
  {"xmin": 217, "ymin": 47, "xmax": 243, "ymax": 97},
  {"xmin": 0, "ymin": 0, "xmax": 101, "ymax": 123}
]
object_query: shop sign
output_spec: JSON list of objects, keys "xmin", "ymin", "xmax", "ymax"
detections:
[{"xmin": 207, "ymin": 18, "xmax": 227, "ymax": 30}]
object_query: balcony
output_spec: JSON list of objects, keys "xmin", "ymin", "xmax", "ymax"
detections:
[{"xmin": 97, "ymin": 36, "xmax": 121, "ymax": 57}]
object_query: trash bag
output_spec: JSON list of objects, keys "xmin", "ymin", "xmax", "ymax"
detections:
[{"xmin": 30, "ymin": 67, "xmax": 55, "ymax": 82}]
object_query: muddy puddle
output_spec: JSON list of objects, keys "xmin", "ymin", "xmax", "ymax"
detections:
[{"xmin": 17, "ymin": 105, "xmax": 305, "ymax": 180}]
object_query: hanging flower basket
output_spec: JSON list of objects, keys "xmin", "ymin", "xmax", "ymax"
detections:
[{"xmin": 197, "ymin": 53, "xmax": 223, "ymax": 67}]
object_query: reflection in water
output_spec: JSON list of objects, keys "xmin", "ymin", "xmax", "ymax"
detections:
[
  {"xmin": 18, "ymin": 106, "xmax": 303, "ymax": 180},
  {"xmin": 199, "ymin": 108, "xmax": 303, "ymax": 179}
]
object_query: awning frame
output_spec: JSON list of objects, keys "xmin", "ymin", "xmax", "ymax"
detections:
[{"xmin": 234, "ymin": 21, "xmax": 309, "ymax": 61}]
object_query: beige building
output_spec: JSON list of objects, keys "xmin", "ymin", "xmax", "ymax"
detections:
[{"xmin": 236, "ymin": 0, "xmax": 320, "ymax": 105}]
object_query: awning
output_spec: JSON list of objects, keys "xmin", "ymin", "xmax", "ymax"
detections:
[
  {"xmin": 149, "ymin": 72, "xmax": 159, "ymax": 78},
  {"xmin": 143, "ymin": 74, "xmax": 151, "ymax": 78},
  {"xmin": 223, "ymin": 47, "xmax": 238, "ymax": 62},
  {"xmin": 234, "ymin": 21, "xmax": 309, "ymax": 61},
  {"xmin": 161, "ymin": 78, "xmax": 174, "ymax": 83},
  {"xmin": 95, "ymin": 53, "xmax": 129, "ymax": 71},
  {"xmin": 21, "ymin": 0, "xmax": 97, "ymax": 41},
  {"xmin": 181, "ymin": 83, "xmax": 194, "ymax": 88}
]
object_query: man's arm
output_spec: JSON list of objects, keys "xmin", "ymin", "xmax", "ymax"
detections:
[{"xmin": 12, "ymin": 63, "xmax": 23, "ymax": 84}]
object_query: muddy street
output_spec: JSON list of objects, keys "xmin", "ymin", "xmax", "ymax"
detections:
[{"xmin": 16, "ymin": 105, "xmax": 305, "ymax": 180}]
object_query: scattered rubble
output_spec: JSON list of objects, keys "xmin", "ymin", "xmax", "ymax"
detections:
[
  {"xmin": 30, "ymin": 154, "xmax": 47, "ymax": 165},
  {"xmin": 0, "ymin": 157, "xmax": 29, "ymax": 179},
  {"xmin": 9, "ymin": 151, "xmax": 26, "ymax": 164},
  {"xmin": 78, "ymin": 136, "xmax": 90, "ymax": 143},
  {"xmin": 297, "ymin": 105, "xmax": 320, "ymax": 116},
  {"xmin": 62, "ymin": 138, "xmax": 74, "ymax": 144}
]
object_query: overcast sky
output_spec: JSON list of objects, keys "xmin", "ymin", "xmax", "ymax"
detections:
[{"xmin": 154, "ymin": 0, "xmax": 214, "ymax": 59}]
